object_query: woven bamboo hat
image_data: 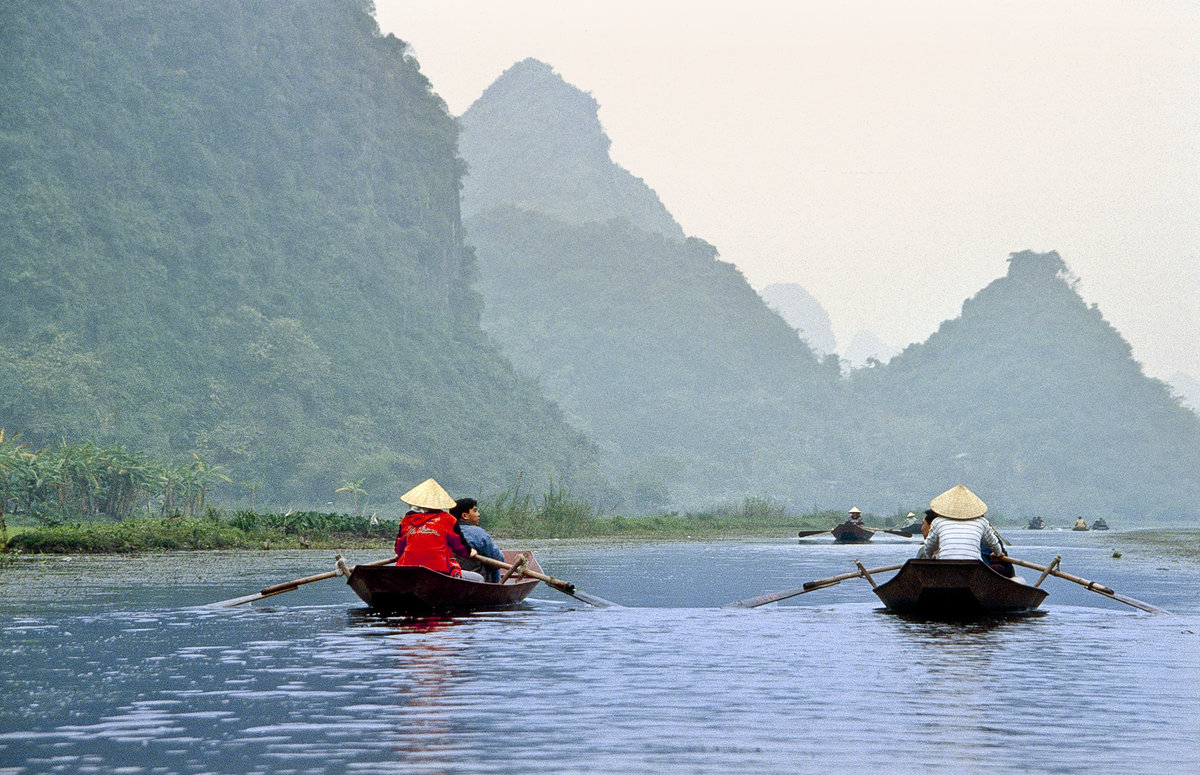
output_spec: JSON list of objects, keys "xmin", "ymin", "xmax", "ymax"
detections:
[
  {"xmin": 929, "ymin": 485, "xmax": 987, "ymax": 520},
  {"xmin": 848, "ymin": 507, "xmax": 861, "ymax": 514},
  {"xmin": 401, "ymin": 478, "xmax": 456, "ymax": 511}
]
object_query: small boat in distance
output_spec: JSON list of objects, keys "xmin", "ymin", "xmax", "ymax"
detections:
[
  {"xmin": 830, "ymin": 520, "xmax": 875, "ymax": 543},
  {"xmin": 1092, "ymin": 518, "xmax": 1109, "ymax": 530},
  {"xmin": 345, "ymin": 550, "xmax": 542, "ymax": 613},
  {"xmin": 1072, "ymin": 518, "xmax": 1090, "ymax": 532},
  {"xmin": 1027, "ymin": 516, "xmax": 1045, "ymax": 530},
  {"xmin": 871, "ymin": 559, "xmax": 1048, "ymax": 618}
]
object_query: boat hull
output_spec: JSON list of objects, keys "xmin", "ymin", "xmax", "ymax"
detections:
[
  {"xmin": 346, "ymin": 550, "xmax": 542, "ymax": 613},
  {"xmin": 873, "ymin": 559, "xmax": 1048, "ymax": 618},
  {"xmin": 831, "ymin": 521, "xmax": 875, "ymax": 543}
]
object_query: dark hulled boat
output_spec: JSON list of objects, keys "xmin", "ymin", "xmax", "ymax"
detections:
[
  {"xmin": 1092, "ymin": 518, "xmax": 1109, "ymax": 530},
  {"xmin": 345, "ymin": 550, "xmax": 542, "ymax": 613},
  {"xmin": 830, "ymin": 520, "xmax": 875, "ymax": 543},
  {"xmin": 1027, "ymin": 516, "xmax": 1045, "ymax": 530},
  {"xmin": 872, "ymin": 559, "xmax": 1048, "ymax": 618}
]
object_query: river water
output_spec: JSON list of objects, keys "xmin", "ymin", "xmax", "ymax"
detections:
[{"xmin": 1, "ymin": 530, "xmax": 1197, "ymax": 774}]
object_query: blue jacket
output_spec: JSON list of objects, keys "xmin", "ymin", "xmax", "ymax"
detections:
[{"xmin": 460, "ymin": 524, "xmax": 504, "ymax": 583}]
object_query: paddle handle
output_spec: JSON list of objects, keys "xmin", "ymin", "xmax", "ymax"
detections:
[
  {"xmin": 209, "ymin": 554, "xmax": 398, "ymax": 607},
  {"xmin": 998, "ymin": 555, "xmax": 1171, "ymax": 615},
  {"xmin": 473, "ymin": 553, "xmax": 575, "ymax": 593},
  {"xmin": 725, "ymin": 563, "xmax": 904, "ymax": 608}
]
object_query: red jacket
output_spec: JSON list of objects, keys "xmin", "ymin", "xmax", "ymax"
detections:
[{"xmin": 395, "ymin": 510, "xmax": 470, "ymax": 576}]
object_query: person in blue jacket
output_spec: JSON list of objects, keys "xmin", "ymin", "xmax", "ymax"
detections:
[{"xmin": 451, "ymin": 497, "xmax": 505, "ymax": 583}]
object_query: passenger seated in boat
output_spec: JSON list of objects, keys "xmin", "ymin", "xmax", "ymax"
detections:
[
  {"xmin": 915, "ymin": 485, "xmax": 1004, "ymax": 562},
  {"xmin": 451, "ymin": 497, "xmax": 505, "ymax": 583},
  {"xmin": 394, "ymin": 478, "xmax": 484, "ymax": 582},
  {"xmin": 1074, "ymin": 517, "xmax": 1089, "ymax": 530}
]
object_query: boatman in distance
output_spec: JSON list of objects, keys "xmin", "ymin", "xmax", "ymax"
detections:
[
  {"xmin": 915, "ymin": 484, "xmax": 1004, "ymax": 561},
  {"xmin": 451, "ymin": 497, "xmax": 505, "ymax": 583},
  {"xmin": 847, "ymin": 507, "xmax": 864, "ymax": 525},
  {"xmin": 394, "ymin": 478, "xmax": 483, "ymax": 581}
]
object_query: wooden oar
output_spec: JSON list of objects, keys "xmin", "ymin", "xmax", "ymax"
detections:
[
  {"xmin": 208, "ymin": 554, "xmax": 398, "ymax": 607},
  {"xmin": 722, "ymin": 563, "xmax": 905, "ymax": 609},
  {"xmin": 998, "ymin": 555, "xmax": 1171, "ymax": 615},
  {"xmin": 796, "ymin": 529, "xmax": 831, "ymax": 538},
  {"xmin": 472, "ymin": 553, "xmax": 619, "ymax": 608}
]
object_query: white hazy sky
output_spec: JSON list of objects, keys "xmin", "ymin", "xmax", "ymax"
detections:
[{"xmin": 374, "ymin": 0, "xmax": 1199, "ymax": 383}]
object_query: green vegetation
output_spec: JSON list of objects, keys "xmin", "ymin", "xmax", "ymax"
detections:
[
  {"xmin": 1115, "ymin": 529, "xmax": 1200, "ymax": 561},
  {"xmin": 0, "ymin": 432, "xmax": 226, "ymax": 525},
  {"xmin": 0, "ymin": 0, "xmax": 605, "ymax": 510},
  {"xmin": 459, "ymin": 58, "xmax": 1200, "ymax": 524},
  {"xmin": 4, "ymin": 510, "xmax": 395, "ymax": 554},
  {"xmin": 3, "ymin": 487, "xmax": 839, "ymax": 553}
]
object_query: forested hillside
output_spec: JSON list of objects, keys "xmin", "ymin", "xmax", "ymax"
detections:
[
  {"xmin": 848, "ymin": 251, "xmax": 1200, "ymax": 522},
  {"xmin": 461, "ymin": 60, "xmax": 1200, "ymax": 524},
  {"xmin": 460, "ymin": 59, "xmax": 685, "ymax": 241},
  {"xmin": 0, "ymin": 1, "xmax": 604, "ymax": 507},
  {"xmin": 460, "ymin": 61, "xmax": 851, "ymax": 508}
]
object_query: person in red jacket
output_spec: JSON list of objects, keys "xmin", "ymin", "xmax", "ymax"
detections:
[{"xmin": 394, "ymin": 478, "xmax": 477, "ymax": 578}]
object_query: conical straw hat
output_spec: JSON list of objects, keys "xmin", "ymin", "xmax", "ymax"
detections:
[
  {"xmin": 401, "ymin": 478, "xmax": 456, "ymax": 511},
  {"xmin": 929, "ymin": 485, "xmax": 987, "ymax": 520},
  {"xmin": 848, "ymin": 507, "xmax": 861, "ymax": 514}
]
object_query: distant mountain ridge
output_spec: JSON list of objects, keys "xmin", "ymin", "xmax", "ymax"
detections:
[
  {"xmin": 759, "ymin": 283, "xmax": 838, "ymax": 354},
  {"xmin": 459, "ymin": 60, "xmax": 844, "ymax": 508},
  {"xmin": 460, "ymin": 59, "xmax": 1200, "ymax": 523},
  {"xmin": 849, "ymin": 250, "xmax": 1200, "ymax": 521},
  {"xmin": 460, "ymin": 59, "xmax": 685, "ymax": 241}
]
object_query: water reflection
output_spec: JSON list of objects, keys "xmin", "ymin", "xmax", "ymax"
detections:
[{"xmin": 0, "ymin": 538, "xmax": 1197, "ymax": 775}]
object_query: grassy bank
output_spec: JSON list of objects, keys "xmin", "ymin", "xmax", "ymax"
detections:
[
  {"xmin": 1, "ymin": 494, "xmax": 847, "ymax": 554},
  {"xmin": 1113, "ymin": 528, "xmax": 1200, "ymax": 561}
]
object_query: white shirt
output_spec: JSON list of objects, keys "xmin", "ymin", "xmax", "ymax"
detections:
[{"xmin": 917, "ymin": 516, "xmax": 1003, "ymax": 560}]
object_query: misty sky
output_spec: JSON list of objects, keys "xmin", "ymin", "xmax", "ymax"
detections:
[{"xmin": 373, "ymin": 0, "xmax": 1199, "ymax": 383}]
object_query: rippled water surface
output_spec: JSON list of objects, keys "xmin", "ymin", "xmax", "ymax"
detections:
[{"xmin": 2, "ymin": 530, "xmax": 1198, "ymax": 774}]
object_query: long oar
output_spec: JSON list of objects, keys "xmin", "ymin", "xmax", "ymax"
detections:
[
  {"xmin": 473, "ymin": 553, "xmax": 619, "ymax": 608},
  {"xmin": 796, "ymin": 529, "xmax": 831, "ymax": 538},
  {"xmin": 723, "ymin": 563, "xmax": 905, "ymax": 609},
  {"xmin": 998, "ymin": 555, "xmax": 1171, "ymax": 615},
  {"xmin": 208, "ymin": 554, "xmax": 398, "ymax": 608}
]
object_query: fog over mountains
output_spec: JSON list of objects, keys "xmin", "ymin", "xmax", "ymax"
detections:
[
  {"xmin": 2, "ymin": 4, "xmax": 1197, "ymax": 524},
  {"xmin": 460, "ymin": 59, "xmax": 1200, "ymax": 522}
]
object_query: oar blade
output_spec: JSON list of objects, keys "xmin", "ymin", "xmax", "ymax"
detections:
[{"xmin": 564, "ymin": 588, "xmax": 621, "ymax": 608}]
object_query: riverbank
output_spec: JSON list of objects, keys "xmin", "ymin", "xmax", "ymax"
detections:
[
  {"xmin": 1114, "ymin": 528, "xmax": 1200, "ymax": 560},
  {"xmin": 1, "ymin": 506, "xmax": 846, "ymax": 555}
]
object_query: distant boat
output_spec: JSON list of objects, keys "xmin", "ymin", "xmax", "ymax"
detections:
[
  {"xmin": 830, "ymin": 520, "xmax": 875, "ymax": 543},
  {"xmin": 1092, "ymin": 518, "xmax": 1109, "ymax": 531},
  {"xmin": 872, "ymin": 559, "xmax": 1048, "ymax": 618},
  {"xmin": 1072, "ymin": 520, "xmax": 1090, "ymax": 532},
  {"xmin": 1027, "ymin": 516, "xmax": 1045, "ymax": 530}
]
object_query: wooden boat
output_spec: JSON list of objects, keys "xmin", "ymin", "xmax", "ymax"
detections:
[
  {"xmin": 345, "ymin": 550, "xmax": 542, "ymax": 613},
  {"xmin": 1027, "ymin": 516, "xmax": 1045, "ymax": 530},
  {"xmin": 1092, "ymin": 518, "xmax": 1109, "ymax": 530},
  {"xmin": 1072, "ymin": 523, "xmax": 1090, "ymax": 532},
  {"xmin": 830, "ymin": 520, "xmax": 875, "ymax": 543},
  {"xmin": 871, "ymin": 559, "xmax": 1048, "ymax": 618}
]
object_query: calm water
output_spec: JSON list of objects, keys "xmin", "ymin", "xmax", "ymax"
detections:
[{"xmin": 1, "ymin": 530, "xmax": 1198, "ymax": 774}]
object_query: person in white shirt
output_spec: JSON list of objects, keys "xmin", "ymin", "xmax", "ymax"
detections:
[{"xmin": 916, "ymin": 484, "xmax": 1003, "ymax": 561}]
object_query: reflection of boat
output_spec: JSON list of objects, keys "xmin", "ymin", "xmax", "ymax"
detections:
[
  {"xmin": 345, "ymin": 550, "xmax": 542, "ymax": 613},
  {"xmin": 1027, "ymin": 516, "xmax": 1045, "ymax": 530},
  {"xmin": 872, "ymin": 559, "xmax": 1048, "ymax": 618},
  {"xmin": 1092, "ymin": 518, "xmax": 1109, "ymax": 531},
  {"xmin": 830, "ymin": 520, "xmax": 875, "ymax": 543}
]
